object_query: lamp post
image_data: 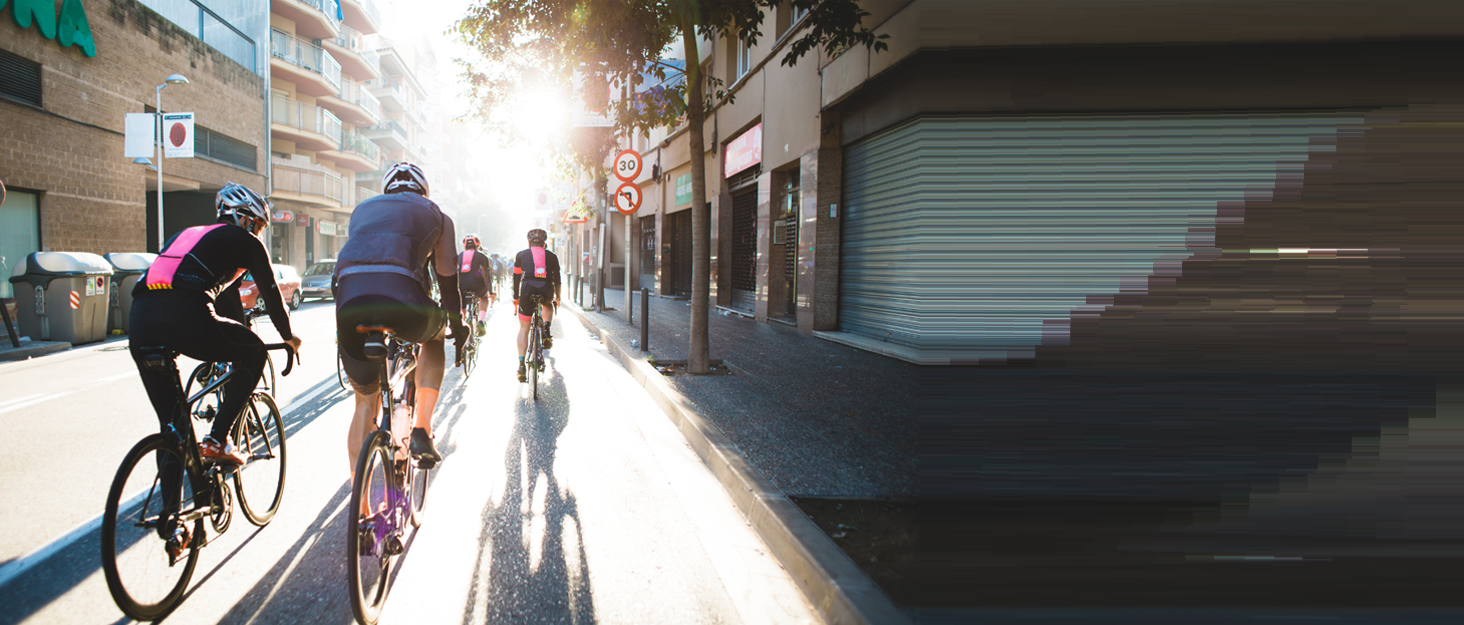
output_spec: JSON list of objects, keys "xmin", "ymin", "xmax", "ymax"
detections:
[{"xmin": 155, "ymin": 74, "xmax": 189, "ymax": 251}]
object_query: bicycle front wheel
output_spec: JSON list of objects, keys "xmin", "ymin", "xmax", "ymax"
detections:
[
  {"xmin": 102, "ymin": 434, "xmax": 201, "ymax": 621},
  {"xmin": 408, "ymin": 460, "xmax": 429, "ymax": 528},
  {"xmin": 234, "ymin": 392, "xmax": 286, "ymax": 525},
  {"xmin": 529, "ymin": 328, "xmax": 540, "ymax": 400},
  {"xmin": 183, "ymin": 363, "xmax": 223, "ymax": 420},
  {"xmin": 349, "ymin": 430, "xmax": 396, "ymax": 625}
]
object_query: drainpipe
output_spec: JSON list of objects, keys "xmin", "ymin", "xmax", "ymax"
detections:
[{"xmin": 262, "ymin": 21, "xmax": 272, "ymax": 196}]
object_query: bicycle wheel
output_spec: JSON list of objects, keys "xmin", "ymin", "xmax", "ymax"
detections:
[
  {"xmin": 529, "ymin": 326, "xmax": 539, "ymax": 400},
  {"xmin": 348, "ymin": 430, "xmax": 397, "ymax": 625},
  {"xmin": 233, "ymin": 392, "xmax": 286, "ymax": 526},
  {"xmin": 463, "ymin": 335, "xmax": 478, "ymax": 380},
  {"xmin": 259, "ymin": 352, "xmax": 277, "ymax": 395},
  {"xmin": 102, "ymin": 434, "xmax": 201, "ymax": 621},
  {"xmin": 183, "ymin": 363, "xmax": 223, "ymax": 420},
  {"xmin": 409, "ymin": 460, "xmax": 429, "ymax": 528}
]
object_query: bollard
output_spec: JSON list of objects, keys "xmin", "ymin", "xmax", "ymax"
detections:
[{"xmin": 640, "ymin": 288, "xmax": 649, "ymax": 351}]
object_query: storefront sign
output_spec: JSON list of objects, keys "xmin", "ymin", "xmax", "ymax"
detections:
[
  {"xmin": 296, "ymin": 213, "xmax": 310, "ymax": 227},
  {"xmin": 271, "ymin": 210, "xmax": 295, "ymax": 223},
  {"xmin": 675, "ymin": 173, "xmax": 692, "ymax": 207},
  {"xmin": 8, "ymin": 0, "xmax": 97, "ymax": 57},
  {"xmin": 723, "ymin": 123, "xmax": 762, "ymax": 178},
  {"xmin": 162, "ymin": 113, "xmax": 194, "ymax": 158},
  {"xmin": 318, "ymin": 221, "xmax": 338, "ymax": 236}
]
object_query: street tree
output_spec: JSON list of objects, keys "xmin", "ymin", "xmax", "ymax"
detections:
[{"xmin": 456, "ymin": 0, "xmax": 886, "ymax": 373}]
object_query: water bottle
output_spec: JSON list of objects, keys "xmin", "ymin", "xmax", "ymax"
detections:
[{"xmin": 391, "ymin": 403, "xmax": 412, "ymax": 462}]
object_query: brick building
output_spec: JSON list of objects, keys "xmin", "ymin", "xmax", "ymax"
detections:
[{"xmin": 1, "ymin": 0, "xmax": 266, "ymax": 299}]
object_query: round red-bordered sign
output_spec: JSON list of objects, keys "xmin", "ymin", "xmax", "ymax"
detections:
[
  {"xmin": 613, "ymin": 149, "xmax": 642, "ymax": 182},
  {"xmin": 613, "ymin": 181, "xmax": 642, "ymax": 215},
  {"xmin": 169, "ymin": 122, "xmax": 188, "ymax": 148}
]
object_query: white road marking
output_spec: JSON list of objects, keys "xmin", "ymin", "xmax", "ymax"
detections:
[
  {"xmin": 0, "ymin": 392, "xmax": 72, "ymax": 416},
  {"xmin": 0, "ymin": 393, "xmax": 45, "ymax": 411}
]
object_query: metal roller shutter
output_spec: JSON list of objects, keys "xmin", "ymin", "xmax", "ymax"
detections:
[{"xmin": 840, "ymin": 112, "xmax": 1366, "ymax": 358}]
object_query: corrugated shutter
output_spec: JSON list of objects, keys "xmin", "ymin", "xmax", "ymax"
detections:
[{"xmin": 840, "ymin": 112, "xmax": 1367, "ymax": 356}]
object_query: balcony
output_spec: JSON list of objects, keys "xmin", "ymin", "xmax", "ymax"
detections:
[
  {"xmin": 346, "ymin": 185, "xmax": 380, "ymax": 208},
  {"xmin": 358, "ymin": 120, "xmax": 408, "ymax": 151},
  {"xmin": 369, "ymin": 77, "xmax": 407, "ymax": 112},
  {"xmin": 339, "ymin": 0, "xmax": 380, "ymax": 35},
  {"xmin": 322, "ymin": 24, "xmax": 380, "ymax": 81},
  {"xmin": 321, "ymin": 130, "xmax": 382, "ymax": 172},
  {"xmin": 319, "ymin": 78, "xmax": 381, "ymax": 126},
  {"xmin": 270, "ymin": 29, "xmax": 341, "ymax": 97},
  {"xmin": 272, "ymin": 159, "xmax": 344, "ymax": 208},
  {"xmin": 271, "ymin": 94, "xmax": 342, "ymax": 152},
  {"xmin": 269, "ymin": 0, "xmax": 339, "ymax": 40}
]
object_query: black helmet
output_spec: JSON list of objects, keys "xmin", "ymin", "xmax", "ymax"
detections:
[{"xmin": 527, "ymin": 228, "xmax": 547, "ymax": 245}]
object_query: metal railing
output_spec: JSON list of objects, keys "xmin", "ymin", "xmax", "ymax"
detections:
[
  {"xmin": 369, "ymin": 78, "xmax": 407, "ymax": 107},
  {"xmin": 271, "ymin": 93, "xmax": 344, "ymax": 144},
  {"xmin": 360, "ymin": 120, "xmax": 409, "ymax": 145},
  {"xmin": 339, "ymin": 79, "xmax": 382, "ymax": 120},
  {"xmin": 295, "ymin": 0, "xmax": 341, "ymax": 30},
  {"xmin": 340, "ymin": 130, "xmax": 382, "ymax": 164},
  {"xmin": 270, "ymin": 29, "xmax": 342, "ymax": 91},
  {"xmin": 355, "ymin": 0, "xmax": 381, "ymax": 28},
  {"xmin": 347, "ymin": 185, "xmax": 380, "ymax": 208},
  {"xmin": 273, "ymin": 160, "xmax": 344, "ymax": 204}
]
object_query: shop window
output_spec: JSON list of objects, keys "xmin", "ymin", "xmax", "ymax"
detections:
[
  {"xmin": 1, "ymin": 190, "xmax": 41, "ymax": 299},
  {"xmin": 0, "ymin": 49, "xmax": 43, "ymax": 107}
]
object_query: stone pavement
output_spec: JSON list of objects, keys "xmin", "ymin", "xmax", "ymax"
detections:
[{"xmin": 571, "ymin": 288, "xmax": 917, "ymax": 499}]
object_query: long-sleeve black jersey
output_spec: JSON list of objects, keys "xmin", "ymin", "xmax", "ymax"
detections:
[
  {"xmin": 512, "ymin": 246, "xmax": 561, "ymax": 299},
  {"xmin": 134, "ymin": 222, "xmax": 294, "ymax": 340}
]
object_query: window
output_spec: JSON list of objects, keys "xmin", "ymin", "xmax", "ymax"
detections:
[
  {"xmin": 0, "ymin": 49, "xmax": 43, "ymax": 107},
  {"xmin": 793, "ymin": 6, "xmax": 810, "ymax": 23},
  {"xmin": 735, "ymin": 37, "xmax": 752, "ymax": 81},
  {"xmin": 0, "ymin": 190, "xmax": 41, "ymax": 300}
]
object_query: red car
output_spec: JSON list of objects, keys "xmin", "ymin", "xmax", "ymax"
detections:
[{"xmin": 239, "ymin": 264, "xmax": 303, "ymax": 310}]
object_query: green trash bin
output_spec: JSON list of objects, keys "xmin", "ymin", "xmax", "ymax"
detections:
[
  {"xmin": 7, "ymin": 252, "xmax": 114, "ymax": 346},
  {"xmin": 104, "ymin": 253, "xmax": 156, "ymax": 335}
]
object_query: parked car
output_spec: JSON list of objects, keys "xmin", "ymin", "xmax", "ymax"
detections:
[
  {"xmin": 238, "ymin": 264, "xmax": 304, "ymax": 310},
  {"xmin": 300, "ymin": 259, "xmax": 336, "ymax": 301}
]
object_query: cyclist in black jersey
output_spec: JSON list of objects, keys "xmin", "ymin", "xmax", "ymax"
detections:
[
  {"xmin": 512, "ymin": 229, "xmax": 561, "ymax": 382},
  {"xmin": 334, "ymin": 162, "xmax": 467, "ymax": 472},
  {"xmin": 129, "ymin": 183, "xmax": 302, "ymax": 466},
  {"xmin": 458, "ymin": 234, "xmax": 494, "ymax": 335}
]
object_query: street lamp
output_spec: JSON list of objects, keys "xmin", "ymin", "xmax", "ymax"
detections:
[
  {"xmin": 131, "ymin": 157, "xmax": 157, "ymax": 171},
  {"xmin": 155, "ymin": 74, "xmax": 189, "ymax": 251}
]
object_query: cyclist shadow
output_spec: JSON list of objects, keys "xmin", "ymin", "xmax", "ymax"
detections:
[{"xmin": 459, "ymin": 367, "xmax": 596, "ymax": 624}]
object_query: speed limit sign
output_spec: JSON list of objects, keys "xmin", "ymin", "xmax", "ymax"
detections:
[
  {"xmin": 614, "ymin": 181, "xmax": 642, "ymax": 215},
  {"xmin": 614, "ymin": 149, "xmax": 642, "ymax": 182}
]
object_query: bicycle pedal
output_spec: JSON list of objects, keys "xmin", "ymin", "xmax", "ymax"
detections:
[{"xmin": 384, "ymin": 535, "xmax": 405, "ymax": 556}]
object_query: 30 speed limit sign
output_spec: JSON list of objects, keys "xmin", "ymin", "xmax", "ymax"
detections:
[
  {"xmin": 614, "ymin": 149, "xmax": 642, "ymax": 181},
  {"xmin": 614, "ymin": 181, "xmax": 642, "ymax": 215}
]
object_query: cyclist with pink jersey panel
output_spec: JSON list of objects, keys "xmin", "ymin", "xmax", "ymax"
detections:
[
  {"xmin": 458, "ymin": 234, "xmax": 494, "ymax": 336},
  {"xmin": 512, "ymin": 228, "xmax": 560, "ymax": 382},
  {"xmin": 129, "ymin": 183, "xmax": 302, "ymax": 466}
]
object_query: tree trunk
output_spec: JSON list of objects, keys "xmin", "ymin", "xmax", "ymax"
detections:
[{"xmin": 682, "ymin": 16, "xmax": 710, "ymax": 374}]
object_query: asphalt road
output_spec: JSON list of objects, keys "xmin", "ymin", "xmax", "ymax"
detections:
[{"xmin": 0, "ymin": 301, "xmax": 818, "ymax": 624}]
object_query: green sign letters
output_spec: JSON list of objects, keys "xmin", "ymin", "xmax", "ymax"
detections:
[
  {"xmin": 675, "ymin": 173, "xmax": 692, "ymax": 207},
  {"xmin": 6, "ymin": 0, "xmax": 96, "ymax": 57}
]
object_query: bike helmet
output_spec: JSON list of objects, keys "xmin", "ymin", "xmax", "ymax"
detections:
[
  {"xmin": 382, "ymin": 162, "xmax": 429, "ymax": 197},
  {"xmin": 463, "ymin": 234, "xmax": 481, "ymax": 249},
  {"xmin": 216, "ymin": 182, "xmax": 271, "ymax": 225},
  {"xmin": 527, "ymin": 228, "xmax": 547, "ymax": 245}
]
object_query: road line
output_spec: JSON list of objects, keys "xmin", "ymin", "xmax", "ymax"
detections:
[
  {"xmin": 94, "ymin": 372, "xmax": 134, "ymax": 383},
  {"xmin": 0, "ymin": 393, "xmax": 45, "ymax": 410},
  {"xmin": 0, "ymin": 377, "xmax": 343, "ymax": 591},
  {"xmin": 0, "ymin": 392, "xmax": 72, "ymax": 416}
]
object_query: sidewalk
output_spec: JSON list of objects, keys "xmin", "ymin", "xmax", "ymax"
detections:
[
  {"xmin": 573, "ymin": 289, "xmax": 917, "ymax": 500},
  {"xmin": 0, "ymin": 337, "xmax": 71, "ymax": 362}
]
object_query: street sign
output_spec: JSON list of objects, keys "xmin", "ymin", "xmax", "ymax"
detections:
[
  {"xmin": 614, "ymin": 181, "xmax": 642, "ymax": 215},
  {"xmin": 534, "ymin": 188, "xmax": 552, "ymax": 213},
  {"xmin": 162, "ymin": 113, "xmax": 194, "ymax": 158},
  {"xmin": 614, "ymin": 149, "xmax": 642, "ymax": 182},
  {"xmin": 124, "ymin": 113, "xmax": 153, "ymax": 157}
]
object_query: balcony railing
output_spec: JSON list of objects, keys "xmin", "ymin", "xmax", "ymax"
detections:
[
  {"xmin": 271, "ymin": 29, "xmax": 342, "ymax": 91},
  {"xmin": 272, "ymin": 94, "xmax": 343, "ymax": 144},
  {"xmin": 360, "ymin": 119, "xmax": 409, "ymax": 146},
  {"xmin": 273, "ymin": 160, "xmax": 344, "ymax": 204},
  {"xmin": 348, "ymin": 185, "xmax": 380, "ymax": 208},
  {"xmin": 369, "ymin": 77, "xmax": 407, "ymax": 107},
  {"xmin": 339, "ymin": 79, "xmax": 382, "ymax": 120},
  {"xmin": 336, "ymin": 24, "xmax": 362, "ymax": 51},
  {"xmin": 340, "ymin": 130, "xmax": 382, "ymax": 164},
  {"xmin": 355, "ymin": 0, "xmax": 381, "ymax": 28},
  {"xmin": 297, "ymin": 0, "xmax": 341, "ymax": 30}
]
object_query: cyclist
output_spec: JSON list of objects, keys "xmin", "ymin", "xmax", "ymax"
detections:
[
  {"xmin": 334, "ymin": 162, "xmax": 467, "ymax": 472},
  {"xmin": 489, "ymin": 253, "xmax": 507, "ymax": 295},
  {"xmin": 512, "ymin": 228, "xmax": 561, "ymax": 382},
  {"xmin": 129, "ymin": 183, "xmax": 302, "ymax": 467},
  {"xmin": 458, "ymin": 234, "xmax": 494, "ymax": 335}
]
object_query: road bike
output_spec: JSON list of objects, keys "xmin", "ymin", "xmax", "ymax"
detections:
[
  {"xmin": 101, "ymin": 342, "xmax": 296, "ymax": 621},
  {"xmin": 347, "ymin": 326, "xmax": 430, "ymax": 625},
  {"xmin": 523, "ymin": 294, "xmax": 550, "ymax": 400},
  {"xmin": 461, "ymin": 296, "xmax": 481, "ymax": 380},
  {"xmin": 185, "ymin": 309, "xmax": 279, "ymax": 411}
]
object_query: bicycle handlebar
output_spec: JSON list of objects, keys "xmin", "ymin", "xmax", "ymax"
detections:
[{"xmin": 263, "ymin": 343, "xmax": 298, "ymax": 377}]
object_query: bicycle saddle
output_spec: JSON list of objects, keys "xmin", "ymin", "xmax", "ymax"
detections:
[
  {"xmin": 356, "ymin": 326, "xmax": 395, "ymax": 361},
  {"xmin": 135, "ymin": 346, "xmax": 177, "ymax": 369}
]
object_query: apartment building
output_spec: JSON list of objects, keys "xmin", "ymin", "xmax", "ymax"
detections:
[
  {"xmin": 356, "ymin": 36, "xmax": 446, "ymax": 207},
  {"xmin": 571, "ymin": 0, "xmax": 1464, "ymax": 371},
  {"xmin": 2, "ymin": 0, "xmax": 267, "ymax": 300},
  {"xmin": 266, "ymin": 0, "xmax": 384, "ymax": 270}
]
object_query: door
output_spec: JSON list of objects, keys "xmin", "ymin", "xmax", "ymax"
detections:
[
  {"xmin": 729, "ymin": 187, "xmax": 758, "ymax": 312},
  {"xmin": 666, "ymin": 210, "xmax": 692, "ymax": 297},
  {"xmin": 639, "ymin": 215, "xmax": 657, "ymax": 292}
]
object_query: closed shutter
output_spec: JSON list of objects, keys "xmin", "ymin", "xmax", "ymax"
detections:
[
  {"xmin": 840, "ymin": 112, "xmax": 1366, "ymax": 356},
  {"xmin": 729, "ymin": 188, "xmax": 758, "ymax": 311}
]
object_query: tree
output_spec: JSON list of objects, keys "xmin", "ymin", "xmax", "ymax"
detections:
[{"xmin": 456, "ymin": 0, "xmax": 886, "ymax": 373}]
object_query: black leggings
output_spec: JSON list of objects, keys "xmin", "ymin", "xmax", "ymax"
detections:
[{"xmin": 129, "ymin": 294, "xmax": 267, "ymax": 442}]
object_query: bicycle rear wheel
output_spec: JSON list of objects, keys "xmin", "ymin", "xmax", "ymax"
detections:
[
  {"xmin": 409, "ymin": 460, "xmax": 429, "ymax": 527},
  {"xmin": 348, "ymin": 430, "xmax": 397, "ymax": 625},
  {"xmin": 529, "ymin": 326, "xmax": 539, "ymax": 400},
  {"xmin": 102, "ymin": 434, "xmax": 201, "ymax": 621},
  {"xmin": 233, "ymin": 392, "xmax": 286, "ymax": 525}
]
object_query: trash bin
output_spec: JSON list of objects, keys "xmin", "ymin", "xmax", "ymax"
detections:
[
  {"xmin": 8, "ymin": 252, "xmax": 114, "ymax": 346},
  {"xmin": 104, "ymin": 253, "xmax": 156, "ymax": 335}
]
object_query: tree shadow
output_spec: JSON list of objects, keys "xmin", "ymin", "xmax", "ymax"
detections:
[{"xmin": 459, "ymin": 366, "xmax": 596, "ymax": 624}]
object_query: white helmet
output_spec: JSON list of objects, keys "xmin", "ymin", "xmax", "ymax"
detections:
[
  {"xmin": 382, "ymin": 162, "xmax": 429, "ymax": 197},
  {"xmin": 216, "ymin": 182, "xmax": 270, "ymax": 223}
]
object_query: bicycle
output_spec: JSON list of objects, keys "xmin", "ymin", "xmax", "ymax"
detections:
[
  {"xmin": 101, "ymin": 342, "xmax": 297, "ymax": 621},
  {"xmin": 184, "ymin": 309, "xmax": 278, "ymax": 412},
  {"xmin": 523, "ymin": 294, "xmax": 550, "ymax": 400},
  {"xmin": 347, "ymin": 326, "xmax": 430, "ymax": 625},
  {"xmin": 461, "ymin": 297, "xmax": 481, "ymax": 380}
]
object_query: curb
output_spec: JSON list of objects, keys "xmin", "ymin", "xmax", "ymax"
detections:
[
  {"xmin": 565, "ymin": 303, "xmax": 910, "ymax": 625},
  {"xmin": 0, "ymin": 341, "xmax": 72, "ymax": 362}
]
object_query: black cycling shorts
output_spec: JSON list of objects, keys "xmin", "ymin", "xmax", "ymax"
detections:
[
  {"xmin": 459, "ymin": 274, "xmax": 489, "ymax": 298},
  {"xmin": 336, "ymin": 273, "xmax": 446, "ymax": 394},
  {"xmin": 516, "ymin": 280, "xmax": 555, "ymax": 319}
]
